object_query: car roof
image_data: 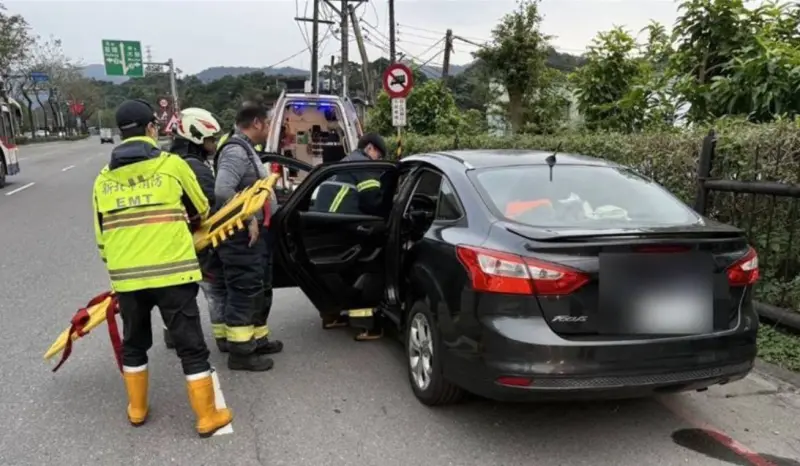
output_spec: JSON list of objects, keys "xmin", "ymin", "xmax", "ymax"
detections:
[{"xmin": 415, "ymin": 149, "xmax": 620, "ymax": 169}]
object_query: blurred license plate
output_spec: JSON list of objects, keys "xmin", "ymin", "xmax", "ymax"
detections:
[
  {"xmin": 599, "ymin": 252, "xmax": 714, "ymax": 335},
  {"xmin": 625, "ymin": 287, "xmax": 713, "ymax": 334}
]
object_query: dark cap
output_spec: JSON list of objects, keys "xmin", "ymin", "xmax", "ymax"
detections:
[
  {"xmin": 357, "ymin": 133, "xmax": 387, "ymax": 159},
  {"xmin": 115, "ymin": 99, "xmax": 157, "ymax": 130}
]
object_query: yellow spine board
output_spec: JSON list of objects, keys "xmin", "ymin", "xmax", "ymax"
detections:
[
  {"xmin": 43, "ymin": 297, "xmax": 115, "ymax": 360},
  {"xmin": 192, "ymin": 173, "xmax": 278, "ymax": 251},
  {"xmin": 43, "ymin": 173, "xmax": 279, "ymax": 361}
]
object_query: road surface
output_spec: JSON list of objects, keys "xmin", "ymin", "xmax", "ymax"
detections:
[{"xmin": 1, "ymin": 137, "xmax": 800, "ymax": 466}]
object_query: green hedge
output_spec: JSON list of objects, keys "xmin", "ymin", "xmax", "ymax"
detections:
[
  {"xmin": 16, "ymin": 134, "xmax": 90, "ymax": 145},
  {"xmin": 388, "ymin": 121, "xmax": 800, "ymax": 312}
]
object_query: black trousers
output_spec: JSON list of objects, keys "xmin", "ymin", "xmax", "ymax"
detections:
[
  {"xmin": 215, "ymin": 228, "xmax": 267, "ymax": 354},
  {"xmin": 118, "ymin": 282, "xmax": 210, "ymax": 375}
]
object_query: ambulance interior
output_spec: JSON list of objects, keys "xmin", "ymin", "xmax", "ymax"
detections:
[{"xmin": 276, "ymin": 101, "xmax": 353, "ymax": 182}]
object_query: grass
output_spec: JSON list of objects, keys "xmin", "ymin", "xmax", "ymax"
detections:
[{"xmin": 757, "ymin": 325, "xmax": 800, "ymax": 372}]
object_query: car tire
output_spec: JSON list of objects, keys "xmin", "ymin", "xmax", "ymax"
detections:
[
  {"xmin": 405, "ymin": 299, "xmax": 465, "ymax": 406},
  {"xmin": 0, "ymin": 160, "xmax": 6, "ymax": 188}
]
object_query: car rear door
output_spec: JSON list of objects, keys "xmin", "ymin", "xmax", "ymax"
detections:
[{"xmin": 270, "ymin": 160, "xmax": 400, "ymax": 316}]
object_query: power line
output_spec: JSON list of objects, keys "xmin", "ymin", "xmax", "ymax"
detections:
[
  {"xmin": 397, "ymin": 30, "xmax": 443, "ymax": 42},
  {"xmin": 416, "ymin": 37, "xmax": 445, "ymax": 59},
  {"xmin": 398, "ymin": 23, "xmax": 490, "ymax": 43},
  {"xmin": 295, "ymin": 0, "xmax": 312, "ymax": 48},
  {"xmin": 418, "ymin": 49, "xmax": 445, "ymax": 68},
  {"xmin": 266, "ymin": 48, "xmax": 314, "ymax": 69}
]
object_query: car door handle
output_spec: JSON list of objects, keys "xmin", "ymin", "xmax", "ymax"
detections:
[{"xmin": 356, "ymin": 225, "xmax": 374, "ymax": 235}]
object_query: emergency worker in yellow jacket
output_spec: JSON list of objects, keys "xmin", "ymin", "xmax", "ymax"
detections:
[{"xmin": 92, "ymin": 99, "xmax": 232, "ymax": 437}]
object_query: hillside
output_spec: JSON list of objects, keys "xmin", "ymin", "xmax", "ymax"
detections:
[
  {"xmin": 80, "ymin": 48, "xmax": 582, "ymax": 84},
  {"xmin": 81, "ymin": 61, "xmax": 471, "ymax": 84}
]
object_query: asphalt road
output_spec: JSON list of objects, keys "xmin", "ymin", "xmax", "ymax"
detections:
[{"xmin": 2, "ymin": 137, "xmax": 800, "ymax": 466}]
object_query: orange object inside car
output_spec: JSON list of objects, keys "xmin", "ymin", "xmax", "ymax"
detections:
[{"xmin": 504, "ymin": 199, "xmax": 552, "ymax": 218}]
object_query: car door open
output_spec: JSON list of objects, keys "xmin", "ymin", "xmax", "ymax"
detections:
[
  {"xmin": 257, "ymin": 153, "xmax": 313, "ymax": 289},
  {"xmin": 271, "ymin": 161, "xmax": 399, "ymax": 319}
]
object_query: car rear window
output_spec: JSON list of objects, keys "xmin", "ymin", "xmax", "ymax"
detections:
[{"xmin": 472, "ymin": 165, "xmax": 702, "ymax": 228}]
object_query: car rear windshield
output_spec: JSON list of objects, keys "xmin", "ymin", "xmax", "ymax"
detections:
[{"xmin": 472, "ymin": 165, "xmax": 702, "ymax": 228}]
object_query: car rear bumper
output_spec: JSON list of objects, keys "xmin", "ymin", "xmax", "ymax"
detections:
[{"xmin": 442, "ymin": 316, "xmax": 758, "ymax": 401}]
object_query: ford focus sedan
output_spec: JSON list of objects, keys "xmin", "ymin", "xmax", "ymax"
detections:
[{"xmin": 264, "ymin": 149, "xmax": 759, "ymax": 405}]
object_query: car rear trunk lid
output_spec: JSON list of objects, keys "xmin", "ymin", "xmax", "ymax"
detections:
[{"xmin": 505, "ymin": 223, "xmax": 750, "ymax": 338}]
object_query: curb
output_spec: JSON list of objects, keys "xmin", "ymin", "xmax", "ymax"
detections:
[{"xmin": 754, "ymin": 358, "xmax": 800, "ymax": 389}]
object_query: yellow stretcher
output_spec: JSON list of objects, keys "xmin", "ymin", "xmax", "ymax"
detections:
[{"xmin": 43, "ymin": 173, "xmax": 280, "ymax": 366}]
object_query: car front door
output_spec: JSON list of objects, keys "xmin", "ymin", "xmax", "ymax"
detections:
[
  {"xmin": 270, "ymin": 161, "xmax": 400, "ymax": 318},
  {"xmin": 258, "ymin": 153, "xmax": 312, "ymax": 288}
]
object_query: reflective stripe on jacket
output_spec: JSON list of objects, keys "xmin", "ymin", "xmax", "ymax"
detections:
[
  {"xmin": 93, "ymin": 136, "xmax": 210, "ymax": 292},
  {"xmin": 312, "ymin": 149, "xmax": 383, "ymax": 215}
]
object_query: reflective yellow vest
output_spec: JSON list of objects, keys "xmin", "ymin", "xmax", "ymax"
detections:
[{"xmin": 92, "ymin": 136, "xmax": 210, "ymax": 292}]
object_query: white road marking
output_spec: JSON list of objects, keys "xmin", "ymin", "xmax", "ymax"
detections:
[
  {"xmin": 61, "ymin": 165, "xmax": 75, "ymax": 172},
  {"xmin": 211, "ymin": 368, "xmax": 234, "ymax": 436},
  {"xmin": 5, "ymin": 182, "xmax": 35, "ymax": 196}
]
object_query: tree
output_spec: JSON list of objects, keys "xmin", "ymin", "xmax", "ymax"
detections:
[
  {"xmin": 366, "ymin": 80, "xmax": 462, "ymax": 135},
  {"xmin": 707, "ymin": 1, "xmax": 800, "ymax": 121},
  {"xmin": 570, "ymin": 27, "xmax": 643, "ymax": 131},
  {"xmin": 0, "ymin": 3, "xmax": 33, "ymax": 72},
  {"xmin": 669, "ymin": 0, "xmax": 755, "ymax": 123},
  {"xmin": 15, "ymin": 36, "xmax": 77, "ymax": 132},
  {"xmin": 473, "ymin": 0, "xmax": 552, "ymax": 133}
]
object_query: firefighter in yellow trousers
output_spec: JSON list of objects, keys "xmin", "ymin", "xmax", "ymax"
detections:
[{"xmin": 92, "ymin": 99, "xmax": 232, "ymax": 437}]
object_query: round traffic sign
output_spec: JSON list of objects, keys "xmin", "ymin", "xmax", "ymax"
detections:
[
  {"xmin": 382, "ymin": 63, "xmax": 414, "ymax": 99},
  {"xmin": 159, "ymin": 98, "xmax": 169, "ymax": 108}
]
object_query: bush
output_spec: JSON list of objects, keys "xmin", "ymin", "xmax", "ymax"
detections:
[{"xmin": 388, "ymin": 121, "xmax": 800, "ymax": 312}]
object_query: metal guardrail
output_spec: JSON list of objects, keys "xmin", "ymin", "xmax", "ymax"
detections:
[{"xmin": 694, "ymin": 129, "xmax": 800, "ymax": 333}]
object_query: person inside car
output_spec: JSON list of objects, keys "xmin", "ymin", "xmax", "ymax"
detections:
[{"xmin": 311, "ymin": 133, "xmax": 389, "ymax": 341}]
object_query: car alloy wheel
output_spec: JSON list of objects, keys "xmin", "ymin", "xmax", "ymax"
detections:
[
  {"xmin": 405, "ymin": 300, "xmax": 465, "ymax": 406},
  {"xmin": 408, "ymin": 312, "xmax": 434, "ymax": 391}
]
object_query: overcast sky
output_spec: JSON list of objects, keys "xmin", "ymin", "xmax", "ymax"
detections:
[{"xmin": 5, "ymin": 0, "xmax": 681, "ymax": 75}]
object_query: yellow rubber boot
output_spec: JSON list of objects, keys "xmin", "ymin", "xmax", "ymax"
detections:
[
  {"xmin": 186, "ymin": 371, "xmax": 233, "ymax": 438},
  {"xmin": 122, "ymin": 365, "xmax": 149, "ymax": 427}
]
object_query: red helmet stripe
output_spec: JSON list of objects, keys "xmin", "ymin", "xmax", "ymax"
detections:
[{"xmin": 197, "ymin": 119, "xmax": 218, "ymax": 130}]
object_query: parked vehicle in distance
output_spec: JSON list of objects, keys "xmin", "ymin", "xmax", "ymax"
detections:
[
  {"xmin": 261, "ymin": 149, "xmax": 759, "ymax": 406},
  {"xmin": 0, "ymin": 97, "xmax": 23, "ymax": 188},
  {"xmin": 99, "ymin": 128, "xmax": 114, "ymax": 144}
]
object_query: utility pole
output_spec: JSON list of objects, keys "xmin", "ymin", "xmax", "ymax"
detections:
[
  {"xmin": 143, "ymin": 58, "xmax": 180, "ymax": 113},
  {"xmin": 330, "ymin": 55, "xmax": 335, "ymax": 93},
  {"xmin": 389, "ymin": 0, "xmax": 397, "ymax": 62},
  {"xmin": 296, "ymin": 1, "xmax": 334, "ymax": 93},
  {"xmin": 311, "ymin": 0, "xmax": 320, "ymax": 92},
  {"xmin": 167, "ymin": 59, "xmax": 179, "ymax": 111},
  {"xmin": 349, "ymin": 5, "xmax": 374, "ymax": 103},
  {"xmin": 340, "ymin": 0, "xmax": 348, "ymax": 97},
  {"xmin": 442, "ymin": 29, "xmax": 453, "ymax": 78}
]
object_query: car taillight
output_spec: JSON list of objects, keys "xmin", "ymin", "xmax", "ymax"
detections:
[
  {"xmin": 727, "ymin": 247, "xmax": 759, "ymax": 286},
  {"xmin": 271, "ymin": 163, "xmax": 282, "ymax": 173},
  {"xmin": 455, "ymin": 245, "xmax": 589, "ymax": 296}
]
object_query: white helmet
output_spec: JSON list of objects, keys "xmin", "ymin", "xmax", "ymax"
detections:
[{"xmin": 176, "ymin": 107, "xmax": 221, "ymax": 145}]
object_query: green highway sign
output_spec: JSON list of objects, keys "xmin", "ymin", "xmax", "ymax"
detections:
[{"xmin": 102, "ymin": 40, "xmax": 144, "ymax": 77}]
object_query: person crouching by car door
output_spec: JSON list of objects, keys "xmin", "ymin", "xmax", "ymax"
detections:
[
  {"xmin": 212, "ymin": 101, "xmax": 283, "ymax": 372},
  {"xmin": 311, "ymin": 133, "xmax": 388, "ymax": 341}
]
